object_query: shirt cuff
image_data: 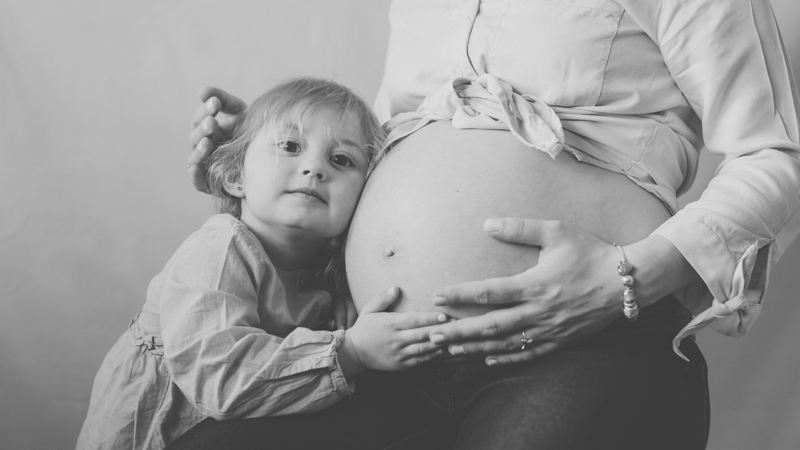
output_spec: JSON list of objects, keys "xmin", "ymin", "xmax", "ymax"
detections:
[
  {"xmin": 330, "ymin": 329, "xmax": 355, "ymax": 399},
  {"xmin": 652, "ymin": 211, "xmax": 769, "ymax": 360}
]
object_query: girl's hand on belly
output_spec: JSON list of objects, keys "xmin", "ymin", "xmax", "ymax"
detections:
[
  {"xmin": 339, "ymin": 287, "xmax": 450, "ymax": 379},
  {"xmin": 426, "ymin": 217, "xmax": 626, "ymax": 365}
]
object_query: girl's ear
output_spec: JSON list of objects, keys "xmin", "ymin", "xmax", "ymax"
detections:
[{"xmin": 223, "ymin": 172, "xmax": 245, "ymax": 198}]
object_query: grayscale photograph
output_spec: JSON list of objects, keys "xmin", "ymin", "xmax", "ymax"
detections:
[{"xmin": 2, "ymin": 1, "xmax": 800, "ymax": 449}]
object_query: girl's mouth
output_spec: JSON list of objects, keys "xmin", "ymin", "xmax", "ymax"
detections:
[{"xmin": 287, "ymin": 188, "xmax": 327, "ymax": 204}]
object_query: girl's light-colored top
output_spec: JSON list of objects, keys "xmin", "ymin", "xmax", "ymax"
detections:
[
  {"xmin": 374, "ymin": 0, "xmax": 800, "ymax": 354},
  {"xmin": 77, "ymin": 214, "xmax": 352, "ymax": 449}
]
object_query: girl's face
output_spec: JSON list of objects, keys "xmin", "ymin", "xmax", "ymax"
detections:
[{"xmin": 236, "ymin": 106, "xmax": 369, "ymax": 243}]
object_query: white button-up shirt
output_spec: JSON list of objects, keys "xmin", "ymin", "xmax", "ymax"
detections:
[{"xmin": 373, "ymin": 0, "xmax": 800, "ymax": 353}]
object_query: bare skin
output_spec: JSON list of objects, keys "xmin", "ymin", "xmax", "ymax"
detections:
[{"xmin": 188, "ymin": 88, "xmax": 702, "ymax": 366}]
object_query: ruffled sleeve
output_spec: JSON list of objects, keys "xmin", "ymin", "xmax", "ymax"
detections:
[
  {"xmin": 629, "ymin": 0, "xmax": 800, "ymax": 356},
  {"xmin": 160, "ymin": 217, "xmax": 353, "ymax": 419}
]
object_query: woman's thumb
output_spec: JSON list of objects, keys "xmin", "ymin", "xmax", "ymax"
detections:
[{"xmin": 484, "ymin": 217, "xmax": 561, "ymax": 246}]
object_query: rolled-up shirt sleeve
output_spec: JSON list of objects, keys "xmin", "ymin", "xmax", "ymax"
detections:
[
  {"xmin": 647, "ymin": 0, "xmax": 800, "ymax": 347},
  {"xmin": 159, "ymin": 228, "xmax": 353, "ymax": 420}
]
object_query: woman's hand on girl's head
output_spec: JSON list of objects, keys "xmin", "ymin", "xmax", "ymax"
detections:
[
  {"xmin": 188, "ymin": 87, "xmax": 247, "ymax": 192},
  {"xmin": 341, "ymin": 287, "xmax": 448, "ymax": 376},
  {"xmin": 426, "ymin": 218, "xmax": 626, "ymax": 365}
]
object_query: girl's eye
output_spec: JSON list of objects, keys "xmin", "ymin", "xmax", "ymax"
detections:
[
  {"xmin": 277, "ymin": 141, "xmax": 301, "ymax": 153},
  {"xmin": 330, "ymin": 154, "xmax": 353, "ymax": 167}
]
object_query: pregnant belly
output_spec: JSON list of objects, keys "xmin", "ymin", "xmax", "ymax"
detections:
[{"xmin": 345, "ymin": 121, "xmax": 671, "ymax": 317}]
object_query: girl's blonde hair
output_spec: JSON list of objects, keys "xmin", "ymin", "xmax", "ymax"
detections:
[{"xmin": 204, "ymin": 77, "xmax": 385, "ymax": 295}]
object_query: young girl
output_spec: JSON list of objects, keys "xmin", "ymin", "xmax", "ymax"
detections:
[{"xmin": 76, "ymin": 78, "xmax": 448, "ymax": 450}]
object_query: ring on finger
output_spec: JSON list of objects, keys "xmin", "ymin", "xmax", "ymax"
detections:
[{"xmin": 520, "ymin": 331, "xmax": 534, "ymax": 351}]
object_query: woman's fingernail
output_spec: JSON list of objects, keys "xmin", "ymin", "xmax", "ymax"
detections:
[
  {"xmin": 387, "ymin": 286, "xmax": 397, "ymax": 295},
  {"xmin": 486, "ymin": 359, "xmax": 498, "ymax": 366},
  {"xmin": 449, "ymin": 345, "xmax": 464, "ymax": 355},
  {"xmin": 484, "ymin": 219, "xmax": 501, "ymax": 233},
  {"xmin": 430, "ymin": 334, "xmax": 445, "ymax": 344},
  {"xmin": 206, "ymin": 98, "xmax": 215, "ymax": 109},
  {"xmin": 437, "ymin": 314, "xmax": 448, "ymax": 322},
  {"xmin": 432, "ymin": 296, "xmax": 446, "ymax": 306}
]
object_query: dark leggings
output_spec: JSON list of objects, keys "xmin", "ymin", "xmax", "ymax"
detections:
[{"xmin": 168, "ymin": 297, "xmax": 709, "ymax": 450}]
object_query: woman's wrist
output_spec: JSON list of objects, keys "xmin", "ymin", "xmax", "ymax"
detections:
[{"xmin": 622, "ymin": 234, "xmax": 703, "ymax": 308}]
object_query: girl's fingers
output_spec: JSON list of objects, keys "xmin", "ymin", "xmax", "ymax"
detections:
[
  {"xmin": 359, "ymin": 287, "xmax": 400, "ymax": 315},
  {"xmin": 428, "ymin": 308, "xmax": 529, "ymax": 345},
  {"xmin": 484, "ymin": 342, "xmax": 560, "ymax": 366},
  {"xmin": 395, "ymin": 322, "xmax": 452, "ymax": 344},
  {"xmin": 402, "ymin": 340, "xmax": 442, "ymax": 357},
  {"xmin": 392, "ymin": 311, "xmax": 449, "ymax": 331},
  {"xmin": 333, "ymin": 300, "xmax": 347, "ymax": 331}
]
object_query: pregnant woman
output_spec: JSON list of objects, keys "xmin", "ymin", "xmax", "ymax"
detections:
[{"xmin": 176, "ymin": 1, "xmax": 800, "ymax": 449}]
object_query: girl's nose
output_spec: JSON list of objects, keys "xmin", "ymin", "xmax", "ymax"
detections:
[
  {"xmin": 302, "ymin": 169, "xmax": 324, "ymax": 180},
  {"xmin": 300, "ymin": 154, "xmax": 326, "ymax": 180}
]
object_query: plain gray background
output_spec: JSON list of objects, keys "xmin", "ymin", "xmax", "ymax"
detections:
[{"xmin": 1, "ymin": 1, "xmax": 799, "ymax": 448}]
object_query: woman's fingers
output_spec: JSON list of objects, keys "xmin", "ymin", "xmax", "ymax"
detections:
[
  {"xmin": 432, "ymin": 276, "xmax": 529, "ymax": 306},
  {"xmin": 187, "ymin": 88, "xmax": 247, "ymax": 194},
  {"xmin": 188, "ymin": 137, "xmax": 212, "ymax": 166},
  {"xmin": 198, "ymin": 86, "xmax": 247, "ymax": 116},
  {"xmin": 485, "ymin": 342, "xmax": 560, "ymax": 366},
  {"xmin": 446, "ymin": 333, "xmax": 529, "ymax": 356},
  {"xmin": 190, "ymin": 88, "xmax": 247, "ymax": 147},
  {"xmin": 191, "ymin": 96, "xmax": 221, "ymax": 128},
  {"xmin": 428, "ymin": 308, "xmax": 528, "ymax": 344},
  {"xmin": 190, "ymin": 115, "xmax": 223, "ymax": 148},
  {"xmin": 484, "ymin": 217, "xmax": 563, "ymax": 247},
  {"xmin": 187, "ymin": 158, "xmax": 210, "ymax": 193},
  {"xmin": 359, "ymin": 287, "xmax": 400, "ymax": 315}
]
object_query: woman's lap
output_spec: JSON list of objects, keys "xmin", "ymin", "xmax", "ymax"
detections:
[
  {"xmin": 167, "ymin": 298, "xmax": 709, "ymax": 450},
  {"xmin": 450, "ymin": 340, "xmax": 708, "ymax": 450}
]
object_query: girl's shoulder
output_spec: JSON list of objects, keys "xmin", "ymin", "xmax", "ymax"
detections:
[{"xmin": 170, "ymin": 214, "xmax": 270, "ymax": 276}]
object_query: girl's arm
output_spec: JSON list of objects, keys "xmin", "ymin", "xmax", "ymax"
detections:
[
  {"xmin": 161, "ymin": 223, "xmax": 444, "ymax": 420},
  {"xmin": 160, "ymin": 226, "xmax": 350, "ymax": 419}
]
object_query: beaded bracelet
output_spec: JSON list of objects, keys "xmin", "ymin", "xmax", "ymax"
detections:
[{"xmin": 612, "ymin": 243, "xmax": 639, "ymax": 322}]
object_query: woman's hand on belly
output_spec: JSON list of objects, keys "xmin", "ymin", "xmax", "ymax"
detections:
[
  {"xmin": 425, "ymin": 217, "xmax": 628, "ymax": 364},
  {"xmin": 425, "ymin": 217, "xmax": 702, "ymax": 365}
]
